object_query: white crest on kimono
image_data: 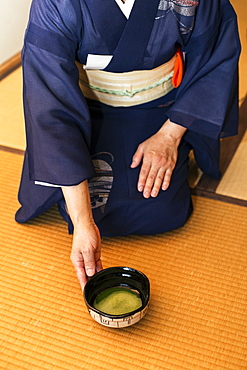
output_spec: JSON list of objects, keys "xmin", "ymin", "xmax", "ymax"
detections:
[
  {"xmin": 89, "ymin": 152, "xmax": 114, "ymax": 213},
  {"xmin": 157, "ymin": 0, "xmax": 199, "ymax": 34}
]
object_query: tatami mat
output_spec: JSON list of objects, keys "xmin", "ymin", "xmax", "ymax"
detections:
[
  {"xmin": 231, "ymin": 0, "xmax": 247, "ymax": 103},
  {"xmin": 216, "ymin": 130, "xmax": 247, "ymax": 200},
  {"xmin": 1, "ymin": 151, "xmax": 247, "ymax": 370},
  {"xmin": 0, "ymin": 67, "xmax": 26, "ymax": 151}
]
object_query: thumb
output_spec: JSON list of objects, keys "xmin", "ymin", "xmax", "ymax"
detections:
[
  {"xmin": 84, "ymin": 250, "xmax": 96, "ymax": 277},
  {"xmin": 130, "ymin": 146, "xmax": 143, "ymax": 168}
]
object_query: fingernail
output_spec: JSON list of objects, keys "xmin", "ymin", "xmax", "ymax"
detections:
[
  {"xmin": 151, "ymin": 190, "xmax": 157, "ymax": 197},
  {"xmin": 144, "ymin": 191, "xmax": 150, "ymax": 198},
  {"xmin": 138, "ymin": 185, "xmax": 144, "ymax": 192},
  {"xmin": 162, "ymin": 183, "xmax": 168, "ymax": 191},
  {"xmin": 86, "ymin": 268, "xmax": 95, "ymax": 276}
]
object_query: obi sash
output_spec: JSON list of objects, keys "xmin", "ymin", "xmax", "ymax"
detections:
[{"xmin": 77, "ymin": 54, "xmax": 182, "ymax": 107}]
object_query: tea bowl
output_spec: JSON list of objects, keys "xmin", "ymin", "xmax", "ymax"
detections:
[{"xmin": 84, "ymin": 266, "xmax": 150, "ymax": 328}]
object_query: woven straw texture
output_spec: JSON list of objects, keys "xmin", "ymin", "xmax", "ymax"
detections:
[
  {"xmin": 1, "ymin": 150, "xmax": 247, "ymax": 370},
  {"xmin": 216, "ymin": 130, "xmax": 247, "ymax": 201},
  {"xmin": 0, "ymin": 68, "xmax": 26, "ymax": 150}
]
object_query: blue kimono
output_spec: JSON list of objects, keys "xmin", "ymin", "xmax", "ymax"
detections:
[{"xmin": 16, "ymin": 0, "xmax": 240, "ymax": 236}]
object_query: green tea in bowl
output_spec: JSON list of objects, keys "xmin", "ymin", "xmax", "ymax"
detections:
[{"xmin": 93, "ymin": 287, "xmax": 142, "ymax": 315}]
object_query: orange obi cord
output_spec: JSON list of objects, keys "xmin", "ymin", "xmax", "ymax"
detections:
[{"xmin": 172, "ymin": 48, "xmax": 184, "ymax": 88}]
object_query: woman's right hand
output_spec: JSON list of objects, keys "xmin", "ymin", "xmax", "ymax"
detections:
[
  {"xmin": 70, "ymin": 220, "xmax": 103, "ymax": 290},
  {"xmin": 62, "ymin": 180, "xmax": 103, "ymax": 290}
]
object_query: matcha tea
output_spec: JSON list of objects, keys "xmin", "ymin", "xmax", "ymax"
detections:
[{"xmin": 93, "ymin": 287, "xmax": 142, "ymax": 315}]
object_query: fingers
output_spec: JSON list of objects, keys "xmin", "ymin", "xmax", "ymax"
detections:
[
  {"xmin": 162, "ymin": 168, "xmax": 173, "ymax": 191},
  {"xmin": 134, "ymin": 145, "xmax": 177, "ymax": 198},
  {"xmin": 71, "ymin": 249, "xmax": 103, "ymax": 290},
  {"xmin": 70, "ymin": 247, "xmax": 88, "ymax": 289},
  {"xmin": 140, "ymin": 169, "xmax": 171, "ymax": 198},
  {"xmin": 94, "ymin": 249, "xmax": 103, "ymax": 273},
  {"xmin": 96, "ymin": 257, "xmax": 103, "ymax": 273},
  {"xmin": 150, "ymin": 168, "xmax": 167, "ymax": 197},
  {"xmin": 131, "ymin": 120, "xmax": 186, "ymax": 197},
  {"xmin": 72, "ymin": 258, "xmax": 88, "ymax": 290},
  {"xmin": 138, "ymin": 166, "xmax": 165, "ymax": 198},
  {"xmin": 70, "ymin": 227, "xmax": 103, "ymax": 290}
]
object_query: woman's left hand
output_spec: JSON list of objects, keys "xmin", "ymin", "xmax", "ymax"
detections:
[{"xmin": 130, "ymin": 119, "xmax": 187, "ymax": 198}]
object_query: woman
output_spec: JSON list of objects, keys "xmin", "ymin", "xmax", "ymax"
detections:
[{"xmin": 16, "ymin": 0, "xmax": 240, "ymax": 289}]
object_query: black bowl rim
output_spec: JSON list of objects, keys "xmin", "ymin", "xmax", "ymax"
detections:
[{"xmin": 83, "ymin": 266, "xmax": 150, "ymax": 319}]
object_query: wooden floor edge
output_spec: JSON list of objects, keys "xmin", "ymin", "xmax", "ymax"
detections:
[
  {"xmin": 191, "ymin": 188, "xmax": 247, "ymax": 207},
  {"xmin": 0, "ymin": 145, "xmax": 24, "ymax": 155},
  {"xmin": 0, "ymin": 52, "xmax": 22, "ymax": 80}
]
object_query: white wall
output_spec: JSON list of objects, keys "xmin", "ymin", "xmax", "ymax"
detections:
[{"xmin": 0, "ymin": 0, "xmax": 32, "ymax": 64}]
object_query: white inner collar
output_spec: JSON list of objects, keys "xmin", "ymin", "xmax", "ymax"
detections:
[{"xmin": 114, "ymin": 0, "xmax": 135, "ymax": 19}]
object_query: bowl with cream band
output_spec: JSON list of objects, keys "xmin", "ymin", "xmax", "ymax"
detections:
[{"xmin": 84, "ymin": 266, "xmax": 150, "ymax": 328}]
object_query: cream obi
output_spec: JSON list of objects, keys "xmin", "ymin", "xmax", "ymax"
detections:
[{"xmin": 77, "ymin": 54, "xmax": 177, "ymax": 107}]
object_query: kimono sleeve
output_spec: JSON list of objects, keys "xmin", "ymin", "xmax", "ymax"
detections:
[
  {"xmin": 22, "ymin": 0, "xmax": 95, "ymax": 186},
  {"xmin": 166, "ymin": 0, "xmax": 241, "ymax": 140}
]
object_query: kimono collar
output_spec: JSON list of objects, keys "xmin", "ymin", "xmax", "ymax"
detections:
[
  {"xmin": 114, "ymin": 0, "xmax": 135, "ymax": 18},
  {"xmin": 84, "ymin": 0, "xmax": 127, "ymax": 54},
  {"xmin": 84, "ymin": 0, "xmax": 160, "ymax": 72},
  {"xmin": 105, "ymin": 0, "xmax": 161, "ymax": 72}
]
